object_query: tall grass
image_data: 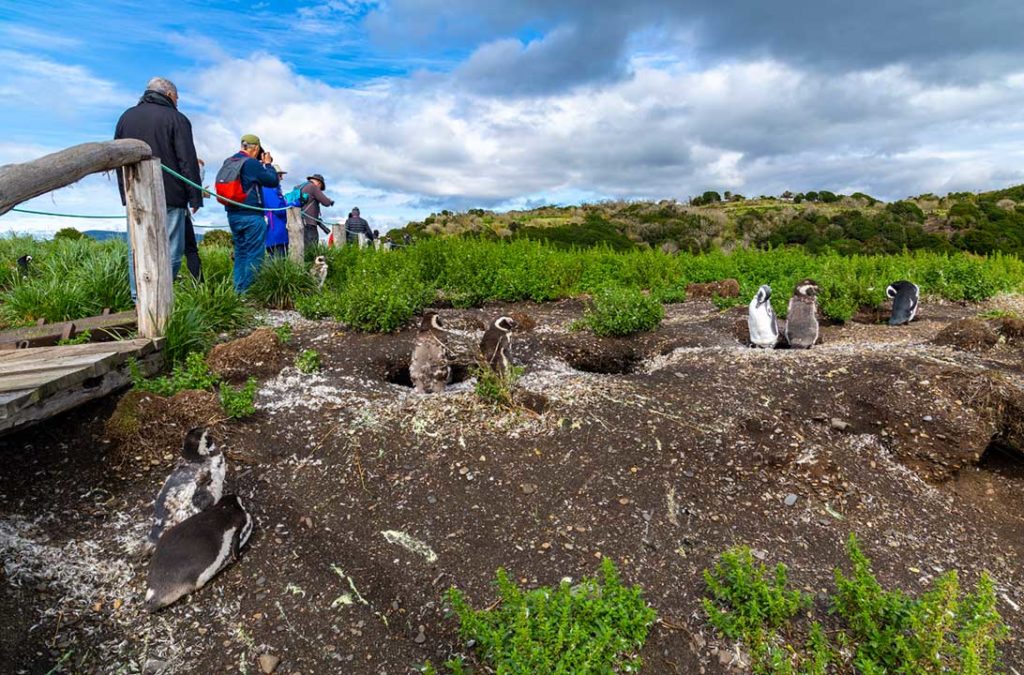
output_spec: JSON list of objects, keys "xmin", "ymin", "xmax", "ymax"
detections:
[
  {"xmin": 247, "ymin": 256, "xmax": 316, "ymax": 310},
  {"xmin": 164, "ymin": 277, "xmax": 254, "ymax": 364}
]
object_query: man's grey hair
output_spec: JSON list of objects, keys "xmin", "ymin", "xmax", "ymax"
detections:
[{"xmin": 146, "ymin": 77, "xmax": 178, "ymax": 98}]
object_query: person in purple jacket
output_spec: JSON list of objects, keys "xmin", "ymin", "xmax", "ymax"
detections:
[{"xmin": 264, "ymin": 165, "xmax": 289, "ymax": 256}]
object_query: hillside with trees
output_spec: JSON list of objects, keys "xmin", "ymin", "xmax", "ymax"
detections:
[{"xmin": 393, "ymin": 185, "xmax": 1024, "ymax": 257}]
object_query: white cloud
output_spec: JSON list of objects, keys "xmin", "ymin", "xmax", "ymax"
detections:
[{"xmin": 0, "ymin": 50, "xmax": 128, "ymax": 112}]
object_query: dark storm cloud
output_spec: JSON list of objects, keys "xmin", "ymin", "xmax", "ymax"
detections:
[{"xmin": 366, "ymin": 0, "xmax": 1024, "ymax": 92}]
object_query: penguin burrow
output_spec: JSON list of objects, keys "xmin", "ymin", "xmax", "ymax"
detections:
[
  {"xmin": 480, "ymin": 315, "xmax": 518, "ymax": 372},
  {"xmin": 785, "ymin": 278, "xmax": 820, "ymax": 349},
  {"xmin": 887, "ymin": 280, "xmax": 920, "ymax": 326},
  {"xmin": 747, "ymin": 284, "xmax": 779, "ymax": 349},
  {"xmin": 145, "ymin": 494, "xmax": 253, "ymax": 612},
  {"xmin": 410, "ymin": 311, "xmax": 451, "ymax": 394},
  {"xmin": 143, "ymin": 427, "xmax": 225, "ymax": 556}
]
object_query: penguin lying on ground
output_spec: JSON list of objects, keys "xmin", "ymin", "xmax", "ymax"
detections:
[
  {"xmin": 410, "ymin": 311, "xmax": 450, "ymax": 394},
  {"xmin": 480, "ymin": 316, "xmax": 517, "ymax": 372},
  {"xmin": 887, "ymin": 280, "xmax": 919, "ymax": 325},
  {"xmin": 785, "ymin": 279, "xmax": 820, "ymax": 349},
  {"xmin": 747, "ymin": 285, "xmax": 779, "ymax": 348},
  {"xmin": 143, "ymin": 427, "xmax": 225, "ymax": 556},
  {"xmin": 145, "ymin": 494, "xmax": 253, "ymax": 612},
  {"xmin": 310, "ymin": 256, "xmax": 328, "ymax": 290}
]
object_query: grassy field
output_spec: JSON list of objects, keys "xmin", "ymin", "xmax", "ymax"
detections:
[{"xmin": 2, "ymin": 233, "xmax": 1023, "ymax": 360}]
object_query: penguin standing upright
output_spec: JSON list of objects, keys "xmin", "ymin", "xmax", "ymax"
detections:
[
  {"xmin": 145, "ymin": 494, "xmax": 253, "ymax": 612},
  {"xmin": 311, "ymin": 256, "xmax": 329, "ymax": 290},
  {"xmin": 480, "ymin": 316, "xmax": 517, "ymax": 373},
  {"xmin": 144, "ymin": 427, "xmax": 225, "ymax": 555},
  {"xmin": 785, "ymin": 279, "xmax": 820, "ymax": 349},
  {"xmin": 16, "ymin": 255, "xmax": 32, "ymax": 276},
  {"xmin": 886, "ymin": 280, "xmax": 919, "ymax": 326},
  {"xmin": 747, "ymin": 285, "xmax": 779, "ymax": 349},
  {"xmin": 409, "ymin": 311, "xmax": 450, "ymax": 394}
]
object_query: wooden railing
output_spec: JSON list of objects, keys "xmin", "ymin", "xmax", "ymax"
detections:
[{"xmin": 0, "ymin": 140, "xmax": 171, "ymax": 339}]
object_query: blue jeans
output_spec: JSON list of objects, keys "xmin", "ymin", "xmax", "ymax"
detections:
[
  {"xmin": 227, "ymin": 211, "xmax": 267, "ymax": 293},
  {"xmin": 129, "ymin": 206, "xmax": 186, "ymax": 303}
]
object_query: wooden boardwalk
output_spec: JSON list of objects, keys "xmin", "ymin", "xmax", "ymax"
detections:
[{"xmin": 0, "ymin": 338, "xmax": 163, "ymax": 436}]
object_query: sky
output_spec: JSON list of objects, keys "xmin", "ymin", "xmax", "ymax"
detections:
[{"xmin": 2, "ymin": 0, "xmax": 1024, "ymax": 236}]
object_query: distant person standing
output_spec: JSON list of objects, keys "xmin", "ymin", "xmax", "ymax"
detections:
[
  {"xmin": 300, "ymin": 173, "xmax": 334, "ymax": 251},
  {"xmin": 114, "ymin": 76, "xmax": 203, "ymax": 301},
  {"xmin": 264, "ymin": 164, "xmax": 289, "ymax": 256},
  {"xmin": 344, "ymin": 207, "xmax": 374, "ymax": 246},
  {"xmin": 215, "ymin": 134, "xmax": 279, "ymax": 292}
]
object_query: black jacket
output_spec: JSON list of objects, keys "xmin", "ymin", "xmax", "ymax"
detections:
[
  {"xmin": 345, "ymin": 215, "xmax": 373, "ymax": 241},
  {"xmin": 115, "ymin": 91, "xmax": 203, "ymax": 209}
]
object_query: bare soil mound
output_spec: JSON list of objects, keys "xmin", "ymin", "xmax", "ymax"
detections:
[
  {"xmin": 105, "ymin": 389, "xmax": 222, "ymax": 462},
  {"xmin": 207, "ymin": 327, "xmax": 291, "ymax": 382},
  {"xmin": 686, "ymin": 278, "xmax": 741, "ymax": 299},
  {"xmin": 932, "ymin": 318, "xmax": 1000, "ymax": 351}
]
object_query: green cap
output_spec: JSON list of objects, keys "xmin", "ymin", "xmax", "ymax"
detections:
[
  {"xmin": 273, "ymin": 164, "xmax": 286, "ymax": 174},
  {"xmin": 241, "ymin": 133, "xmax": 261, "ymax": 146}
]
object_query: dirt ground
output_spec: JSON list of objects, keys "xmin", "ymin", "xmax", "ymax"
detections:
[{"xmin": 2, "ymin": 294, "xmax": 1024, "ymax": 674}]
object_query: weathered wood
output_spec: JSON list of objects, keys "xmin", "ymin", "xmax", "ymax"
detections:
[
  {"xmin": 0, "ymin": 140, "xmax": 152, "ymax": 215},
  {"xmin": 0, "ymin": 349, "xmax": 163, "ymax": 436},
  {"xmin": 356, "ymin": 233, "xmax": 367, "ymax": 249},
  {"xmin": 125, "ymin": 158, "xmax": 172, "ymax": 338},
  {"xmin": 0, "ymin": 310, "xmax": 138, "ymax": 349},
  {"xmin": 287, "ymin": 207, "xmax": 305, "ymax": 263},
  {"xmin": 331, "ymin": 222, "xmax": 345, "ymax": 248}
]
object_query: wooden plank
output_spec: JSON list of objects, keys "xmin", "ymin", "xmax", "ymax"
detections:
[
  {"xmin": 0, "ymin": 351, "xmax": 163, "ymax": 434},
  {"xmin": 287, "ymin": 207, "xmax": 305, "ymax": 263},
  {"xmin": 0, "ymin": 310, "xmax": 137, "ymax": 348},
  {"xmin": 0, "ymin": 140, "xmax": 152, "ymax": 215},
  {"xmin": 0, "ymin": 351, "xmax": 122, "ymax": 395},
  {"xmin": 124, "ymin": 158, "xmax": 172, "ymax": 338},
  {"xmin": 0, "ymin": 338, "xmax": 155, "ymax": 363}
]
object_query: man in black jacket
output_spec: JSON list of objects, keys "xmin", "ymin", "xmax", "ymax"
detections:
[
  {"xmin": 344, "ymin": 207, "xmax": 374, "ymax": 246},
  {"xmin": 114, "ymin": 77, "xmax": 203, "ymax": 301}
]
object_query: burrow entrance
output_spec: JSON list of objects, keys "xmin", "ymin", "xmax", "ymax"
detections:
[{"xmin": 383, "ymin": 360, "xmax": 472, "ymax": 388}]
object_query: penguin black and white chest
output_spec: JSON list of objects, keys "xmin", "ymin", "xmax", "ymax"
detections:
[
  {"xmin": 16, "ymin": 255, "xmax": 32, "ymax": 275},
  {"xmin": 311, "ymin": 256, "xmax": 328, "ymax": 289},
  {"xmin": 410, "ymin": 311, "xmax": 450, "ymax": 394},
  {"xmin": 480, "ymin": 316, "xmax": 517, "ymax": 372},
  {"xmin": 145, "ymin": 427, "xmax": 225, "ymax": 554},
  {"xmin": 145, "ymin": 494, "xmax": 253, "ymax": 612},
  {"xmin": 887, "ymin": 280, "xmax": 919, "ymax": 326},
  {"xmin": 785, "ymin": 279, "xmax": 820, "ymax": 349},
  {"xmin": 747, "ymin": 285, "xmax": 779, "ymax": 348}
]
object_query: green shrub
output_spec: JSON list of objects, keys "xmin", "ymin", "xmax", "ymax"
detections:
[
  {"xmin": 294, "ymin": 292, "xmax": 339, "ymax": 320},
  {"xmin": 582, "ymin": 286, "xmax": 664, "ymax": 336},
  {"xmin": 295, "ymin": 349, "xmax": 321, "ymax": 374},
  {"xmin": 473, "ymin": 364, "xmax": 523, "ymax": 407},
  {"xmin": 220, "ymin": 377, "xmax": 258, "ymax": 419},
  {"xmin": 57, "ymin": 330, "xmax": 92, "ymax": 346},
  {"xmin": 131, "ymin": 352, "xmax": 219, "ymax": 397},
  {"xmin": 446, "ymin": 558, "xmax": 656, "ymax": 674},
  {"xmin": 247, "ymin": 255, "xmax": 316, "ymax": 309},
  {"xmin": 53, "ymin": 227, "xmax": 86, "ymax": 241},
  {"xmin": 335, "ymin": 259, "xmax": 433, "ymax": 332},
  {"xmin": 200, "ymin": 229, "xmax": 233, "ymax": 247},
  {"xmin": 164, "ymin": 278, "xmax": 254, "ymax": 365},
  {"xmin": 274, "ymin": 322, "xmax": 294, "ymax": 344}
]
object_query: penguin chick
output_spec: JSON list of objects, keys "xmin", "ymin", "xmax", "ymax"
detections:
[
  {"xmin": 480, "ymin": 316, "xmax": 518, "ymax": 373},
  {"xmin": 785, "ymin": 279, "xmax": 820, "ymax": 349},
  {"xmin": 747, "ymin": 285, "xmax": 779, "ymax": 348},
  {"xmin": 310, "ymin": 256, "xmax": 328, "ymax": 290},
  {"xmin": 409, "ymin": 311, "xmax": 450, "ymax": 394},
  {"xmin": 886, "ymin": 280, "xmax": 919, "ymax": 325},
  {"xmin": 145, "ymin": 494, "xmax": 252, "ymax": 612},
  {"xmin": 144, "ymin": 427, "xmax": 225, "ymax": 556}
]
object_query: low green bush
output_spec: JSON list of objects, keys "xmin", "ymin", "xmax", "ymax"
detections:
[
  {"xmin": 220, "ymin": 377, "xmax": 258, "ymax": 419},
  {"xmin": 473, "ymin": 364, "xmax": 523, "ymax": 407},
  {"xmin": 582, "ymin": 286, "xmax": 664, "ymax": 336},
  {"xmin": 295, "ymin": 349, "xmax": 321, "ymax": 374},
  {"xmin": 702, "ymin": 534, "xmax": 1009, "ymax": 674},
  {"xmin": 247, "ymin": 256, "xmax": 317, "ymax": 309},
  {"xmin": 446, "ymin": 558, "xmax": 656, "ymax": 674},
  {"xmin": 130, "ymin": 352, "xmax": 220, "ymax": 397}
]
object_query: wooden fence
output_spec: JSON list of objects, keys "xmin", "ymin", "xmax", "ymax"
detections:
[{"xmin": 0, "ymin": 139, "xmax": 172, "ymax": 338}]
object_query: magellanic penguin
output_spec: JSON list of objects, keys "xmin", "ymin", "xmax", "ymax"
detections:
[
  {"xmin": 785, "ymin": 279, "xmax": 820, "ymax": 349},
  {"xmin": 886, "ymin": 280, "xmax": 919, "ymax": 326},
  {"xmin": 409, "ymin": 311, "xmax": 450, "ymax": 394},
  {"xmin": 16, "ymin": 255, "xmax": 32, "ymax": 275},
  {"xmin": 747, "ymin": 285, "xmax": 779, "ymax": 348},
  {"xmin": 143, "ymin": 427, "xmax": 225, "ymax": 555},
  {"xmin": 311, "ymin": 256, "xmax": 329, "ymax": 290},
  {"xmin": 145, "ymin": 494, "xmax": 253, "ymax": 612},
  {"xmin": 480, "ymin": 316, "xmax": 518, "ymax": 373}
]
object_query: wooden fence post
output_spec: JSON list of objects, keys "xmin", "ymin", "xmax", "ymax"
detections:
[
  {"xmin": 332, "ymin": 222, "xmax": 345, "ymax": 248},
  {"xmin": 287, "ymin": 207, "xmax": 304, "ymax": 263},
  {"xmin": 124, "ymin": 158, "xmax": 172, "ymax": 338}
]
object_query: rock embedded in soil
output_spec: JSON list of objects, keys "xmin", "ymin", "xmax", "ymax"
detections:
[
  {"xmin": 258, "ymin": 653, "xmax": 280, "ymax": 673},
  {"xmin": 784, "ymin": 493, "xmax": 798, "ymax": 506}
]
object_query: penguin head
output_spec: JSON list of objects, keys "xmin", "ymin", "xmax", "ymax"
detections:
[
  {"xmin": 181, "ymin": 427, "xmax": 219, "ymax": 461},
  {"xmin": 420, "ymin": 311, "xmax": 444, "ymax": 333},
  {"xmin": 794, "ymin": 279, "xmax": 820, "ymax": 297},
  {"xmin": 314, "ymin": 256, "xmax": 327, "ymax": 267},
  {"xmin": 755, "ymin": 285, "xmax": 772, "ymax": 307},
  {"xmin": 886, "ymin": 284, "xmax": 898, "ymax": 299},
  {"xmin": 493, "ymin": 316, "xmax": 518, "ymax": 332},
  {"xmin": 218, "ymin": 494, "xmax": 253, "ymax": 544}
]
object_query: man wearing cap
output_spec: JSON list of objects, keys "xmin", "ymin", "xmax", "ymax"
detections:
[
  {"xmin": 300, "ymin": 173, "xmax": 334, "ymax": 251},
  {"xmin": 223, "ymin": 134, "xmax": 279, "ymax": 291},
  {"xmin": 344, "ymin": 207, "xmax": 374, "ymax": 246},
  {"xmin": 264, "ymin": 164, "xmax": 290, "ymax": 256}
]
